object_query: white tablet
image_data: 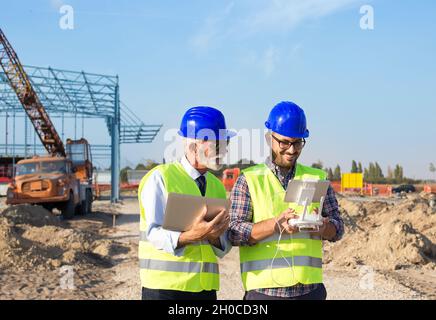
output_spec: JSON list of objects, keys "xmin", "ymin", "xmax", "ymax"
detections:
[{"xmin": 163, "ymin": 193, "xmax": 231, "ymax": 232}]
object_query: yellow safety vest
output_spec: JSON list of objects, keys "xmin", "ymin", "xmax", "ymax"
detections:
[
  {"xmin": 240, "ymin": 163, "xmax": 327, "ymax": 291},
  {"xmin": 138, "ymin": 162, "xmax": 227, "ymax": 292}
]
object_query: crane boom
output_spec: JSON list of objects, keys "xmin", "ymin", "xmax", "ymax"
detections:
[{"xmin": 0, "ymin": 28, "xmax": 65, "ymax": 157}]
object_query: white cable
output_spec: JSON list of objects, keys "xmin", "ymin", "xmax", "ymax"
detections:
[
  {"xmin": 270, "ymin": 217, "xmax": 296, "ymax": 287},
  {"xmin": 268, "ymin": 186, "xmax": 326, "ymax": 289}
]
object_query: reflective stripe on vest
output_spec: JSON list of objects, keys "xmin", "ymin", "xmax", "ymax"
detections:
[
  {"xmin": 138, "ymin": 162, "xmax": 226, "ymax": 292},
  {"xmin": 239, "ymin": 163, "xmax": 327, "ymax": 291},
  {"xmin": 241, "ymin": 256, "xmax": 323, "ymax": 273},
  {"xmin": 139, "ymin": 259, "xmax": 219, "ymax": 274}
]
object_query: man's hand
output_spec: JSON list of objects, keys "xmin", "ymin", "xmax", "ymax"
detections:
[
  {"xmin": 178, "ymin": 207, "xmax": 229, "ymax": 247},
  {"xmin": 314, "ymin": 217, "xmax": 337, "ymax": 240},
  {"xmin": 206, "ymin": 209, "xmax": 230, "ymax": 241},
  {"xmin": 248, "ymin": 208, "xmax": 300, "ymax": 245},
  {"xmin": 274, "ymin": 208, "xmax": 300, "ymax": 235}
]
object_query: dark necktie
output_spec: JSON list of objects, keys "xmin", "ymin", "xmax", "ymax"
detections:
[{"xmin": 196, "ymin": 175, "xmax": 207, "ymax": 197}]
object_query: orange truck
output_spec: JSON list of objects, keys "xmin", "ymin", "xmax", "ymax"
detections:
[
  {"xmin": 6, "ymin": 139, "xmax": 94, "ymax": 219},
  {"xmin": 222, "ymin": 168, "xmax": 240, "ymax": 192}
]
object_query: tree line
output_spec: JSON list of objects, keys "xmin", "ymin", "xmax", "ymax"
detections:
[
  {"xmin": 120, "ymin": 160, "xmax": 159, "ymax": 183},
  {"xmin": 118, "ymin": 158, "xmax": 427, "ymax": 185},
  {"xmin": 312, "ymin": 160, "xmax": 422, "ymax": 184},
  {"xmin": 119, "ymin": 159, "xmax": 256, "ymax": 183}
]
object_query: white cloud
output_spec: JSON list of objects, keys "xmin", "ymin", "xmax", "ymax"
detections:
[
  {"xmin": 241, "ymin": 46, "xmax": 281, "ymax": 76},
  {"xmin": 263, "ymin": 46, "xmax": 279, "ymax": 76},
  {"xmin": 190, "ymin": 2, "xmax": 235, "ymax": 53},
  {"xmin": 189, "ymin": 0, "xmax": 363, "ymax": 74},
  {"xmin": 50, "ymin": 0, "xmax": 65, "ymax": 10},
  {"xmin": 246, "ymin": 0, "xmax": 362, "ymax": 33},
  {"xmin": 243, "ymin": 43, "xmax": 302, "ymax": 76},
  {"xmin": 190, "ymin": 0, "xmax": 362, "ymax": 52}
]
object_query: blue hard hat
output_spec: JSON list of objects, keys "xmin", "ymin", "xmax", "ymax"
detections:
[
  {"xmin": 265, "ymin": 101, "xmax": 309, "ymax": 138},
  {"xmin": 178, "ymin": 106, "xmax": 236, "ymax": 141}
]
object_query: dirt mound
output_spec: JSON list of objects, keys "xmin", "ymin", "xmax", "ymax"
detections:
[
  {"xmin": 325, "ymin": 195, "xmax": 436, "ymax": 271},
  {"xmin": 0, "ymin": 205, "xmax": 127, "ymax": 272},
  {"xmin": 1, "ymin": 204, "xmax": 60, "ymax": 227}
]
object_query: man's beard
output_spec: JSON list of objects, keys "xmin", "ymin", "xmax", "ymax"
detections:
[
  {"xmin": 204, "ymin": 157, "xmax": 224, "ymax": 171},
  {"xmin": 272, "ymin": 149, "xmax": 298, "ymax": 169},
  {"xmin": 197, "ymin": 145, "xmax": 224, "ymax": 171}
]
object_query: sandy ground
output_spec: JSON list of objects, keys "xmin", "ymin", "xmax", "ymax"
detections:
[
  {"xmin": 106, "ymin": 198, "xmax": 434, "ymax": 300},
  {"xmin": 106, "ymin": 197, "xmax": 141, "ymax": 300},
  {"xmin": 0, "ymin": 196, "xmax": 434, "ymax": 300}
]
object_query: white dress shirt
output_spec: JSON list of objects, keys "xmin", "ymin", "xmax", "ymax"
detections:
[{"xmin": 140, "ymin": 156, "xmax": 231, "ymax": 257}]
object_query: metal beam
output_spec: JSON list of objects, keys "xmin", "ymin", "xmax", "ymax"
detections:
[
  {"xmin": 110, "ymin": 80, "xmax": 120, "ymax": 203},
  {"xmin": 82, "ymin": 71, "xmax": 99, "ymax": 115},
  {"xmin": 1, "ymin": 63, "xmax": 162, "ymax": 202}
]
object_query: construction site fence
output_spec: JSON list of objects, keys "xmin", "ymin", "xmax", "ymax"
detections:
[
  {"xmin": 91, "ymin": 182, "xmax": 436, "ymax": 198},
  {"xmin": 331, "ymin": 182, "xmax": 436, "ymax": 196}
]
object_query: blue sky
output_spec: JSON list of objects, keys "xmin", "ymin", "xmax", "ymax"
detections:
[{"xmin": 1, "ymin": 0, "xmax": 435, "ymax": 179}]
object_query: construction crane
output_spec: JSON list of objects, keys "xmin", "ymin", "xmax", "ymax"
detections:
[{"xmin": 0, "ymin": 28, "xmax": 65, "ymax": 156}]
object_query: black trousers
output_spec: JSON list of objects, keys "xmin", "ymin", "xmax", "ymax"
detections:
[
  {"xmin": 243, "ymin": 284, "xmax": 327, "ymax": 301},
  {"xmin": 142, "ymin": 287, "xmax": 217, "ymax": 300}
]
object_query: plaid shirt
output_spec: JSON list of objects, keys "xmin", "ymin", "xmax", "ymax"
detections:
[{"xmin": 228, "ymin": 159, "xmax": 345, "ymax": 298}]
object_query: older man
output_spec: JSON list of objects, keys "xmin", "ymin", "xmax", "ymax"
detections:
[
  {"xmin": 139, "ymin": 106, "xmax": 235, "ymax": 300},
  {"xmin": 229, "ymin": 101, "xmax": 344, "ymax": 300}
]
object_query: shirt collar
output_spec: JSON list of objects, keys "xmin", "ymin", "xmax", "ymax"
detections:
[
  {"xmin": 265, "ymin": 156, "xmax": 297, "ymax": 180},
  {"xmin": 180, "ymin": 155, "xmax": 206, "ymax": 180}
]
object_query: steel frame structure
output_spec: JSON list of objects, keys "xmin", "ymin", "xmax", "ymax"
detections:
[{"xmin": 0, "ymin": 65, "xmax": 162, "ymax": 202}]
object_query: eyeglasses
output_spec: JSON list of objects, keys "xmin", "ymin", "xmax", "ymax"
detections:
[{"xmin": 271, "ymin": 134, "xmax": 306, "ymax": 150}]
